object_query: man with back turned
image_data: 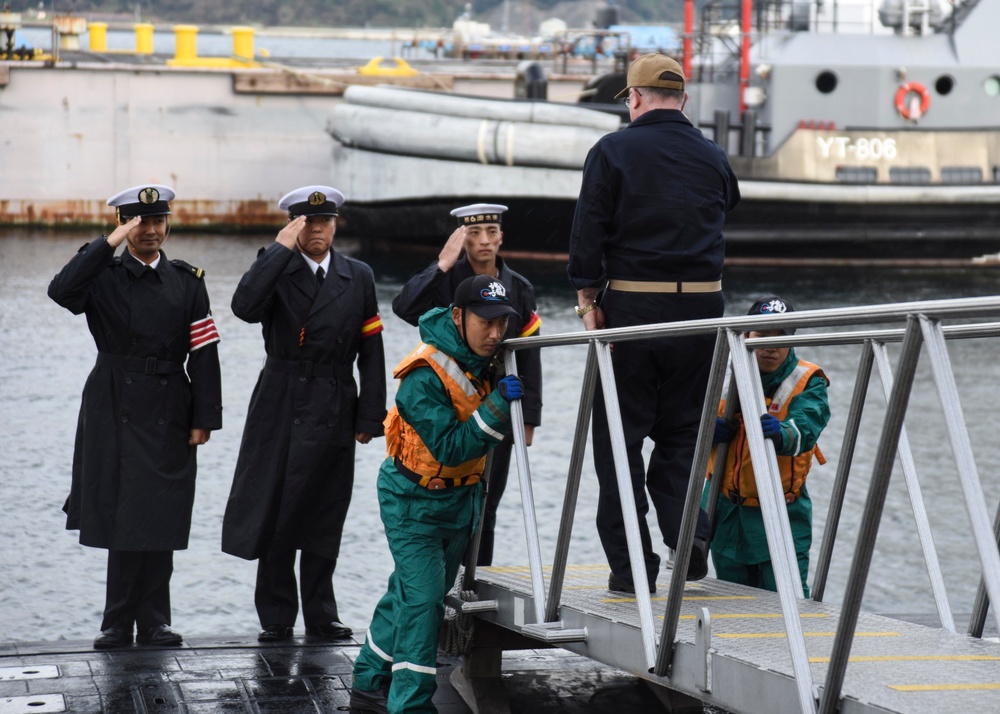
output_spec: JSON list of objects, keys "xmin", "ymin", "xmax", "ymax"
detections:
[{"xmin": 567, "ymin": 53, "xmax": 741, "ymax": 593}]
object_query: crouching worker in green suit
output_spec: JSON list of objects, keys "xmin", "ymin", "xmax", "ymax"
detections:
[
  {"xmin": 350, "ymin": 274, "xmax": 523, "ymax": 714},
  {"xmin": 703, "ymin": 296, "xmax": 831, "ymax": 597}
]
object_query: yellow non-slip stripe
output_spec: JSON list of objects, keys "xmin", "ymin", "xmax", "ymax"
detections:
[
  {"xmin": 676, "ymin": 613, "xmax": 829, "ymax": 620},
  {"xmin": 483, "ymin": 564, "xmax": 610, "ymax": 574},
  {"xmin": 810, "ymin": 654, "xmax": 1000, "ymax": 663},
  {"xmin": 889, "ymin": 683, "xmax": 1000, "ymax": 692},
  {"xmin": 603, "ymin": 595, "xmax": 756, "ymax": 604},
  {"xmin": 717, "ymin": 631, "xmax": 902, "ymax": 639}
]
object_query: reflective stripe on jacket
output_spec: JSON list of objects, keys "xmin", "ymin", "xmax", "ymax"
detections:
[
  {"xmin": 385, "ymin": 342, "xmax": 491, "ymax": 487},
  {"xmin": 714, "ymin": 360, "xmax": 828, "ymax": 507}
]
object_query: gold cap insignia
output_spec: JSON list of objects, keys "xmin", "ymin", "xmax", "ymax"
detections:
[
  {"xmin": 308, "ymin": 191, "xmax": 326, "ymax": 206},
  {"xmin": 139, "ymin": 187, "xmax": 160, "ymax": 204}
]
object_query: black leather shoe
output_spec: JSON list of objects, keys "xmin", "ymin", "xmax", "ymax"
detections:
[
  {"xmin": 137, "ymin": 625, "xmax": 183, "ymax": 646},
  {"xmin": 608, "ymin": 573, "xmax": 656, "ymax": 594},
  {"xmin": 93, "ymin": 627, "xmax": 133, "ymax": 649},
  {"xmin": 258, "ymin": 624, "xmax": 294, "ymax": 642},
  {"xmin": 349, "ymin": 684, "xmax": 390, "ymax": 714},
  {"xmin": 686, "ymin": 538, "xmax": 710, "ymax": 582},
  {"xmin": 305, "ymin": 620, "xmax": 353, "ymax": 640}
]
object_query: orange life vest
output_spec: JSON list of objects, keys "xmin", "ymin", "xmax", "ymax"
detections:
[
  {"xmin": 711, "ymin": 360, "xmax": 828, "ymax": 507},
  {"xmin": 384, "ymin": 342, "xmax": 491, "ymax": 489}
]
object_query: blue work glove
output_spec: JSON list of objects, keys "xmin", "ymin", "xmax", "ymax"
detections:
[
  {"xmin": 713, "ymin": 417, "xmax": 738, "ymax": 444},
  {"xmin": 497, "ymin": 375, "xmax": 523, "ymax": 401},
  {"xmin": 760, "ymin": 413, "xmax": 783, "ymax": 443}
]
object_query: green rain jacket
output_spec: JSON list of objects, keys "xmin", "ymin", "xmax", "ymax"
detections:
[
  {"xmin": 704, "ymin": 348, "xmax": 831, "ymax": 565},
  {"xmin": 377, "ymin": 306, "xmax": 513, "ymax": 538}
]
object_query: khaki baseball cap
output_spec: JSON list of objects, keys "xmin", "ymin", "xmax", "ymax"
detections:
[{"xmin": 614, "ymin": 53, "xmax": 686, "ymax": 99}]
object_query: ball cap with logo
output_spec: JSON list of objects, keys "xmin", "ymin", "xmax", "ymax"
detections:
[
  {"xmin": 278, "ymin": 185, "xmax": 345, "ymax": 218},
  {"xmin": 614, "ymin": 52, "xmax": 686, "ymax": 99},
  {"xmin": 747, "ymin": 295, "xmax": 796, "ymax": 334},
  {"xmin": 453, "ymin": 274, "xmax": 519, "ymax": 320},
  {"xmin": 106, "ymin": 184, "xmax": 175, "ymax": 222},
  {"xmin": 450, "ymin": 203, "xmax": 508, "ymax": 227}
]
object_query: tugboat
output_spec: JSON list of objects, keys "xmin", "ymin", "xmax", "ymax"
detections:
[{"xmin": 328, "ymin": 0, "xmax": 1000, "ymax": 260}]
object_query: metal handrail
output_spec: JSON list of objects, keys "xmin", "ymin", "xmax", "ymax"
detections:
[{"xmin": 495, "ymin": 295, "xmax": 1000, "ymax": 714}]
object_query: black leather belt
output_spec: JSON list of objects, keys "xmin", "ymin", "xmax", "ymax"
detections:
[
  {"xmin": 96, "ymin": 353, "xmax": 184, "ymax": 375},
  {"xmin": 264, "ymin": 356, "xmax": 353, "ymax": 380}
]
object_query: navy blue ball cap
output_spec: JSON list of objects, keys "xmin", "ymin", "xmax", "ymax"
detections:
[
  {"xmin": 278, "ymin": 185, "xmax": 345, "ymax": 218},
  {"xmin": 748, "ymin": 295, "xmax": 795, "ymax": 334},
  {"xmin": 453, "ymin": 274, "xmax": 518, "ymax": 319}
]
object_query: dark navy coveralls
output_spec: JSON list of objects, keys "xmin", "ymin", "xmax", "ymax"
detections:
[{"xmin": 567, "ymin": 108, "xmax": 741, "ymax": 587}]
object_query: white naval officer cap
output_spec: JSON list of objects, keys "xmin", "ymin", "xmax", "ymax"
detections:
[
  {"xmin": 278, "ymin": 185, "xmax": 345, "ymax": 218},
  {"xmin": 450, "ymin": 203, "xmax": 508, "ymax": 226},
  {"xmin": 107, "ymin": 184, "xmax": 175, "ymax": 222}
]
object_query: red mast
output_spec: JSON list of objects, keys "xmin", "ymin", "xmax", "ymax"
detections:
[
  {"xmin": 740, "ymin": 0, "xmax": 752, "ymax": 115},
  {"xmin": 683, "ymin": 0, "xmax": 693, "ymax": 80}
]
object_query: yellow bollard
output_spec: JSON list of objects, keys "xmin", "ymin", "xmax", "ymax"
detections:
[
  {"xmin": 173, "ymin": 25, "xmax": 199, "ymax": 61},
  {"xmin": 89, "ymin": 21, "xmax": 107, "ymax": 52},
  {"xmin": 231, "ymin": 26, "xmax": 255, "ymax": 60},
  {"xmin": 135, "ymin": 23, "xmax": 154, "ymax": 54}
]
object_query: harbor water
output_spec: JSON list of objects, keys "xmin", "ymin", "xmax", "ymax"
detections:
[{"xmin": 2, "ymin": 229, "xmax": 1000, "ymax": 644}]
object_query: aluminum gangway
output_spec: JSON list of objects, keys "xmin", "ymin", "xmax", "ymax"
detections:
[{"xmin": 450, "ymin": 295, "xmax": 1000, "ymax": 714}]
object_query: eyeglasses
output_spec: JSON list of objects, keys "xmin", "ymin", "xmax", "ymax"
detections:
[{"xmin": 623, "ymin": 88, "xmax": 642, "ymax": 107}]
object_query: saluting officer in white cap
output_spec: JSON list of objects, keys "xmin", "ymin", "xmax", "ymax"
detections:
[
  {"xmin": 390, "ymin": 202, "xmax": 543, "ymax": 566},
  {"xmin": 222, "ymin": 185, "xmax": 387, "ymax": 645},
  {"xmin": 47, "ymin": 184, "xmax": 223, "ymax": 649}
]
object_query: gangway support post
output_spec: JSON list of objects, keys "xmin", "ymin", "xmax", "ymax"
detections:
[
  {"xmin": 503, "ymin": 349, "xmax": 547, "ymax": 625},
  {"xmin": 812, "ymin": 339, "xmax": 874, "ymax": 601},
  {"xmin": 919, "ymin": 316, "xmax": 1000, "ymax": 636},
  {"xmin": 820, "ymin": 317, "xmax": 924, "ymax": 714},
  {"xmin": 871, "ymin": 340, "xmax": 955, "ymax": 631},
  {"xmin": 968, "ymin": 497, "xmax": 1000, "ymax": 637},
  {"xmin": 726, "ymin": 329, "xmax": 816, "ymax": 714},
  {"xmin": 545, "ymin": 342, "xmax": 598, "ymax": 623},
  {"xmin": 593, "ymin": 340, "xmax": 658, "ymax": 668},
  {"xmin": 656, "ymin": 328, "xmax": 729, "ymax": 675}
]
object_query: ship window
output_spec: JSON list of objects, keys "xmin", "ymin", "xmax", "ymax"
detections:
[
  {"xmin": 935, "ymin": 75, "xmax": 954, "ymax": 95},
  {"xmin": 889, "ymin": 167, "xmax": 931, "ymax": 184},
  {"xmin": 940, "ymin": 167, "xmax": 982, "ymax": 184},
  {"xmin": 985, "ymin": 76, "xmax": 1000, "ymax": 97},
  {"xmin": 836, "ymin": 166, "xmax": 877, "ymax": 184},
  {"xmin": 815, "ymin": 71, "xmax": 838, "ymax": 94}
]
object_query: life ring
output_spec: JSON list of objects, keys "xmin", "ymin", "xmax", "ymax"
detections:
[{"xmin": 895, "ymin": 82, "xmax": 930, "ymax": 120}]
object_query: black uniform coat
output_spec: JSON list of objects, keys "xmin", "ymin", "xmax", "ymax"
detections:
[
  {"xmin": 222, "ymin": 243, "xmax": 387, "ymax": 562},
  {"xmin": 391, "ymin": 256, "xmax": 542, "ymax": 426},
  {"xmin": 47, "ymin": 238, "xmax": 223, "ymax": 551}
]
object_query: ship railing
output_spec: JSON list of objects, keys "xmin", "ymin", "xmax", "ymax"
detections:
[{"xmin": 480, "ymin": 295, "xmax": 1000, "ymax": 714}]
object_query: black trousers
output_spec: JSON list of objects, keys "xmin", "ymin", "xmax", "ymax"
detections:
[
  {"xmin": 101, "ymin": 550, "xmax": 173, "ymax": 632},
  {"xmin": 592, "ymin": 290, "xmax": 720, "ymax": 584},
  {"xmin": 254, "ymin": 547, "xmax": 339, "ymax": 628},
  {"xmin": 475, "ymin": 436, "xmax": 513, "ymax": 566}
]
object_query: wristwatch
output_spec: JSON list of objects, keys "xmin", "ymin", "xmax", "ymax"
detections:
[{"xmin": 574, "ymin": 303, "xmax": 598, "ymax": 318}]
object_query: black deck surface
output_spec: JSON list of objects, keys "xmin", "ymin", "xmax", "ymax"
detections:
[{"xmin": 0, "ymin": 634, "xmax": 712, "ymax": 713}]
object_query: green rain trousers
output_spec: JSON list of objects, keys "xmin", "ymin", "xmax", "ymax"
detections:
[{"xmin": 352, "ymin": 461, "xmax": 482, "ymax": 713}]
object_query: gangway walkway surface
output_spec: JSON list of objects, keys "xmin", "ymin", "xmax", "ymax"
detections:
[
  {"xmin": 454, "ymin": 296, "xmax": 1000, "ymax": 714},
  {"xmin": 473, "ymin": 564, "xmax": 1000, "ymax": 714}
]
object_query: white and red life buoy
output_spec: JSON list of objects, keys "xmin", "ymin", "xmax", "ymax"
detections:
[{"xmin": 895, "ymin": 82, "xmax": 930, "ymax": 120}]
